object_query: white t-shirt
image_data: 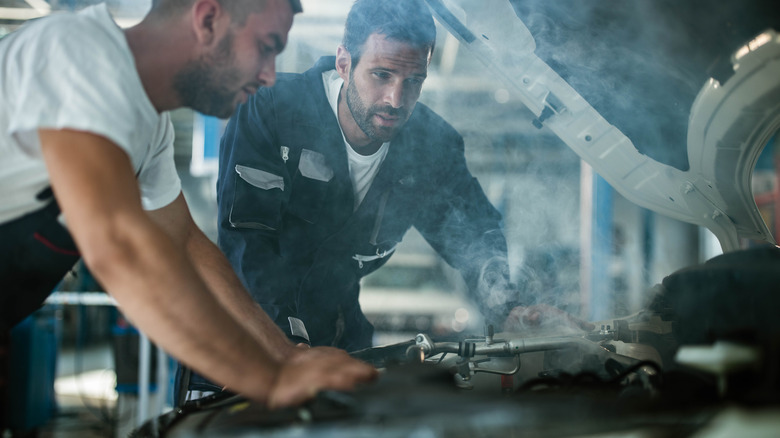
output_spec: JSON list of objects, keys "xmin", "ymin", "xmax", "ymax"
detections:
[
  {"xmin": 0, "ymin": 4, "xmax": 181, "ymax": 225},
  {"xmin": 322, "ymin": 70, "xmax": 389, "ymax": 211}
]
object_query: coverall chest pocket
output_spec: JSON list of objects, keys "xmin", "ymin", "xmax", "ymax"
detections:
[
  {"xmin": 287, "ymin": 149, "xmax": 334, "ymax": 224},
  {"xmin": 229, "ymin": 164, "xmax": 285, "ymax": 231}
]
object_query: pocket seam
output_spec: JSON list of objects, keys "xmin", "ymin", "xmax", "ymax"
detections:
[
  {"xmin": 235, "ymin": 164, "xmax": 285, "ymax": 191},
  {"xmin": 298, "ymin": 149, "xmax": 334, "ymax": 182}
]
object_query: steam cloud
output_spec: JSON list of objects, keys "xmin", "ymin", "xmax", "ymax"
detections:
[
  {"xmin": 272, "ymin": 0, "xmax": 779, "ymax": 330},
  {"xmin": 511, "ymin": 0, "xmax": 780, "ymax": 171}
]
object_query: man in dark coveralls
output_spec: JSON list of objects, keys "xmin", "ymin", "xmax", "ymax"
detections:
[{"xmin": 215, "ymin": 0, "xmax": 590, "ymax": 358}]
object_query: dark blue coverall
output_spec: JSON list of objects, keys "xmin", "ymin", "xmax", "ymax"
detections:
[{"xmin": 217, "ymin": 56, "xmax": 518, "ymax": 352}]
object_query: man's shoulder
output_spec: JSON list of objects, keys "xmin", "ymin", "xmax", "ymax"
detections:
[
  {"xmin": 13, "ymin": 6, "xmax": 132, "ymax": 88},
  {"xmin": 406, "ymin": 102, "xmax": 461, "ymax": 142},
  {"xmin": 252, "ymin": 59, "xmax": 334, "ymax": 123},
  {"xmin": 48, "ymin": 5, "xmax": 121, "ymax": 48},
  {"xmin": 268, "ymin": 57, "xmax": 336, "ymax": 94},
  {"xmin": 270, "ymin": 71, "xmax": 309, "ymax": 93}
]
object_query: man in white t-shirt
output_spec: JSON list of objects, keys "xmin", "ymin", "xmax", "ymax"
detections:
[{"xmin": 0, "ymin": 0, "xmax": 376, "ymax": 421}]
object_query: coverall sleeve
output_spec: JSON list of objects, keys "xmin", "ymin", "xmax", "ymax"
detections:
[{"xmin": 414, "ymin": 133, "xmax": 524, "ymax": 325}]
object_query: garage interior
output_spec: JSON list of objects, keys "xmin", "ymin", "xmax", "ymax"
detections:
[{"xmin": 1, "ymin": 0, "xmax": 779, "ymax": 436}]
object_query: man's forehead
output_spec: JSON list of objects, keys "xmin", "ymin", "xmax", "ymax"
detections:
[{"xmin": 359, "ymin": 33, "xmax": 431, "ymax": 70}]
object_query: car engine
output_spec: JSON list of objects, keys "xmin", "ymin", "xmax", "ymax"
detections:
[{"xmin": 133, "ymin": 246, "xmax": 780, "ymax": 437}]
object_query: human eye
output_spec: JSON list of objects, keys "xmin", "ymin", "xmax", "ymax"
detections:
[
  {"xmin": 372, "ymin": 71, "xmax": 391, "ymax": 80},
  {"xmin": 256, "ymin": 37, "xmax": 278, "ymax": 58},
  {"xmin": 260, "ymin": 44, "xmax": 275, "ymax": 56}
]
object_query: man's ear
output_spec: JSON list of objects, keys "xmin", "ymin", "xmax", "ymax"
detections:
[
  {"xmin": 335, "ymin": 45, "xmax": 352, "ymax": 82},
  {"xmin": 191, "ymin": 0, "xmax": 223, "ymax": 46}
]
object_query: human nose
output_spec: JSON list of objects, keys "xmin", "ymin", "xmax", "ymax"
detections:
[
  {"xmin": 383, "ymin": 81, "xmax": 404, "ymax": 109},
  {"xmin": 257, "ymin": 56, "xmax": 277, "ymax": 87}
]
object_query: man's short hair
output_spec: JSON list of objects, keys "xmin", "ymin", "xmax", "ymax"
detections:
[
  {"xmin": 152, "ymin": 0, "xmax": 302, "ymax": 25},
  {"xmin": 342, "ymin": 0, "xmax": 436, "ymax": 67}
]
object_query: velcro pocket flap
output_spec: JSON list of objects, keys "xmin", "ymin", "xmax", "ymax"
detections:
[
  {"xmin": 298, "ymin": 149, "xmax": 333, "ymax": 182},
  {"xmin": 236, "ymin": 165, "xmax": 284, "ymax": 191}
]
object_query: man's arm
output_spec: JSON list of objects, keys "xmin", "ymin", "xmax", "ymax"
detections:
[
  {"xmin": 412, "ymin": 132, "xmax": 514, "ymax": 322},
  {"xmin": 413, "ymin": 130, "xmax": 593, "ymax": 332},
  {"xmin": 147, "ymin": 193, "xmax": 297, "ymax": 360},
  {"xmin": 39, "ymin": 129, "xmax": 375, "ymax": 406}
]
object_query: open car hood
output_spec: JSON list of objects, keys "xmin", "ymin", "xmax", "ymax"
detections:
[{"xmin": 424, "ymin": 0, "xmax": 780, "ymax": 252}]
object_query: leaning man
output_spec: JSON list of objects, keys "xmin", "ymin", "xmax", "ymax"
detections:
[{"xmin": 216, "ymin": 0, "xmax": 530, "ymax": 355}]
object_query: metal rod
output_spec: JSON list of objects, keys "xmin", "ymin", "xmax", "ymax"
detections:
[{"xmin": 137, "ymin": 332, "xmax": 151, "ymax": 427}]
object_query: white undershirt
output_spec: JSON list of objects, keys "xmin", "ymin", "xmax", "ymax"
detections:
[{"xmin": 323, "ymin": 70, "xmax": 389, "ymax": 211}]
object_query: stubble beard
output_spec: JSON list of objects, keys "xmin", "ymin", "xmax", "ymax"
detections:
[
  {"xmin": 173, "ymin": 33, "xmax": 242, "ymax": 119},
  {"xmin": 345, "ymin": 75, "xmax": 406, "ymax": 144}
]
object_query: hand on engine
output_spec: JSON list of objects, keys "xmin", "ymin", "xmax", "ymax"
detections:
[
  {"xmin": 266, "ymin": 347, "xmax": 378, "ymax": 409},
  {"xmin": 503, "ymin": 303, "xmax": 595, "ymax": 333}
]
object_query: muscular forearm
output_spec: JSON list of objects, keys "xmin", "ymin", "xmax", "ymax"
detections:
[
  {"xmin": 40, "ymin": 129, "xmax": 376, "ymax": 408},
  {"xmin": 82, "ymin": 210, "xmax": 280, "ymax": 402},
  {"xmin": 185, "ymin": 229, "xmax": 297, "ymax": 361},
  {"xmin": 39, "ymin": 130, "xmax": 279, "ymax": 402}
]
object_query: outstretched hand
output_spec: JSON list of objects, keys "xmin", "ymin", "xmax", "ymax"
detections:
[
  {"xmin": 502, "ymin": 303, "xmax": 595, "ymax": 333},
  {"xmin": 266, "ymin": 346, "xmax": 378, "ymax": 409}
]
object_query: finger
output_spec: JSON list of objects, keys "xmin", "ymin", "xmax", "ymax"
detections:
[
  {"xmin": 268, "ymin": 370, "xmax": 374, "ymax": 410},
  {"xmin": 522, "ymin": 310, "xmax": 541, "ymax": 325},
  {"xmin": 561, "ymin": 312, "xmax": 595, "ymax": 331},
  {"xmin": 574, "ymin": 318, "xmax": 596, "ymax": 331},
  {"xmin": 291, "ymin": 346, "xmax": 350, "ymax": 363},
  {"xmin": 267, "ymin": 358, "xmax": 377, "ymax": 409},
  {"xmin": 268, "ymin": 382, "xmax": 319, "ymax": 410},
  {"xmin": 324, "ymin": 357, "xmax": 378, "ymax": 383}
]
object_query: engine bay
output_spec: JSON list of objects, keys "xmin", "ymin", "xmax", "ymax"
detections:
[{"xmin": 135, "ymin": 246, "xmax": 780, "ymax": 437}]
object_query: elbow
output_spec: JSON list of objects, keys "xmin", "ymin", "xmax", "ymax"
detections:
[
  {"xmin": 79, "ymin": 232, "xmax": 134, "ymax": 285},
  {"xmin": 75, "ymin": 216, "xmax": 155, "ymax": 287}
]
